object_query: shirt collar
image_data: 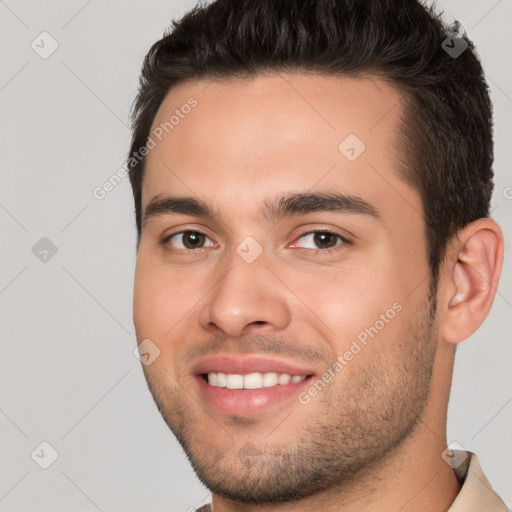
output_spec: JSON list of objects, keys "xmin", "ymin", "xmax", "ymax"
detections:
[{"xmin": 447, "ymin": 450, "xmax": 508, "ymax": 511}]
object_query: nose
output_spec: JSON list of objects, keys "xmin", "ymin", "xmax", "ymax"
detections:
[{"xmin": 198, "ymin": 250, "xmax": 291, "ymax": 338}]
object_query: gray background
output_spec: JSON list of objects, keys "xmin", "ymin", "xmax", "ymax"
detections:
[{"xmin": 0, "ymin": 0, "xmax": 510, "ymax": 510}]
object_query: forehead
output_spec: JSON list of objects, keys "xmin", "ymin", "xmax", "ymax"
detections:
[{"xmin": 142, "ymin": 72, "xmax": 417, "ymax": 223}]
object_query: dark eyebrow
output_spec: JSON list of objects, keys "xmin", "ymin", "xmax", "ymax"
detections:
[
  {"xmin": 142, "ymin": 191, "xmax": 381, "ymax": 227},
  {"xmin": 261, "ymin": 191, "xmax": 381, "ymax": 223}
]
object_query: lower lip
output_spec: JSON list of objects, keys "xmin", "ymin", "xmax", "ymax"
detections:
[{"xmin": 194, "ymin": 375, "xmax": 313, "ymax": 416}]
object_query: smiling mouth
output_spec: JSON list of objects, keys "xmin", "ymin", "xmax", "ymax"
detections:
[{"xmin": 200, "ymin": 372, "xmax": 314, "ymax": 389}]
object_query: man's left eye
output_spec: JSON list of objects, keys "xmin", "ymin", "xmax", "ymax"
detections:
[{"xmin": 292, "ymin": 231, "xmax": 350, "ymax": 251}]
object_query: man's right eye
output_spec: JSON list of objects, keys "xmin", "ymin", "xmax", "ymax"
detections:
[{"xmin": 163, "ymin": 230, "xmax": 216, "ymax": 251}]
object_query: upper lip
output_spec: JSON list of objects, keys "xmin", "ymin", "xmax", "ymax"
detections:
[{"xmin": 191, "ymin": 355, "xmax": 316, "ymax": 376}]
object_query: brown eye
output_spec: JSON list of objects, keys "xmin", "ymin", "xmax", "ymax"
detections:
[
  {"xmin": 293, "ymin": 230, "xmax": 350, "ymax": 251},
  {"xmin": 165, "ymin": 231, "xmax": 215, "ymax": 250},
  {"xmin": 312, "ymin": 232, "xmax": 339, "ymax": 249}
]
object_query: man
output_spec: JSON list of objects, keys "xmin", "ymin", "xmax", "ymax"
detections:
[{"xmin": 128, "ymin": 0, "xmax": 508, "ymax": 510}]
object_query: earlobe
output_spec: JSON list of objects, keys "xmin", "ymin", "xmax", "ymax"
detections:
[{"xmin": 441, "ymin": 219, "xmax": 504, "ymax": 345}]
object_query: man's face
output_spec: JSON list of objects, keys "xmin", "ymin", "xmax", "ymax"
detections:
[{"xmin": 133, "ymin": 73, "xmax": 439, "ymax": 503}]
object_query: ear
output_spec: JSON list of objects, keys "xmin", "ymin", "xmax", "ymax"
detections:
[{"xmin": 438, "ymin": 218, "xmax": 504, "ymax": 344}]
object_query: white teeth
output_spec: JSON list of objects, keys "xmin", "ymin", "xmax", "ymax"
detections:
[
  {"xmin": 226, "ymin": 374, "xmax": 244, "ymax": 389},
  {"xmin": 207, "ymin": 372, "xmax": 307, "ymax": 389},
  {"xmin": 262, "ymin": 372, "xmax": 279, "ymax": 387},
  {"xmin": 216, "ymin": 372, "xmax": 227, "ymax": 387},
  {"xmin": 243, "ymin": 373, "xmax": 263, "ymax": 389},
  {"xmin": 278, "ymin": 374, "xmax": 291, "ymax": 385}
]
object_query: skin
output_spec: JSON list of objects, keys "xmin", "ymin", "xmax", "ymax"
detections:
[{"xmin": 133, "ymin": 72, "xmax": 503, "ymax": 512}]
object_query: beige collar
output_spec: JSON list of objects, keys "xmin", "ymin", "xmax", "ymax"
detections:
[{"xmin": 447, "ymin": 450, "xmax": 508, "ymax": 511}]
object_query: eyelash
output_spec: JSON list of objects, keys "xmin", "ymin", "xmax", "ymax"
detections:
[{"xmin": 162, "ymin": 228, "xmax": 352, "ymax": 254}]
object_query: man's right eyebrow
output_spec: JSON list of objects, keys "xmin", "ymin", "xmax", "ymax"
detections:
[{"xmin": 142, "ymin": 195, "xmax": 218, "ymax": 227}]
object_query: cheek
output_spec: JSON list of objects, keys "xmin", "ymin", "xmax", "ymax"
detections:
[
  {"xmin": 292, "ymin": 252, "xmax": 412, "ymax": 347},
  {"xmin": 133, "ymin": 254, "xmax": 178, "ymax": 339},
  {"xmin": 133, "ymin": 251, "xmax": 210, "ymax": 346}
]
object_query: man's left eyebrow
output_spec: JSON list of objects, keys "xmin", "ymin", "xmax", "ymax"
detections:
[
  {"xmin": 261, "ymin": 191, "xmax": 382, "ymax": 223},
  {"xmin": 142, "ymin": 191, "xmax": 382, "ymax": 226}
]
